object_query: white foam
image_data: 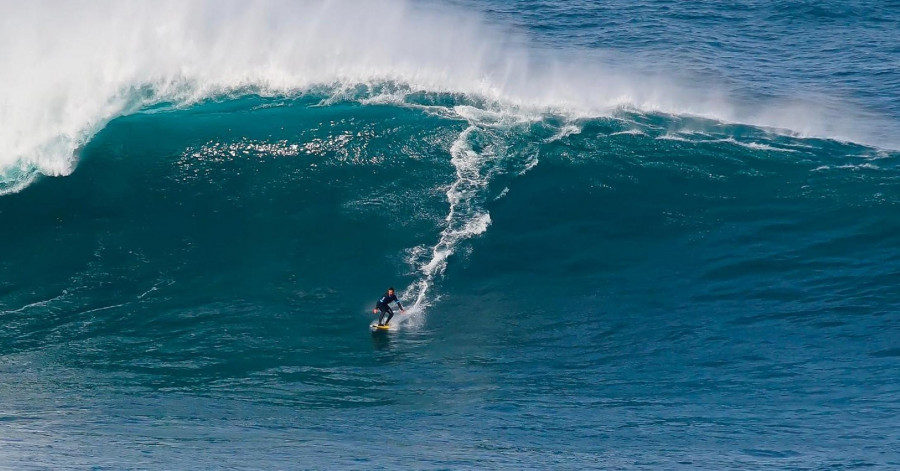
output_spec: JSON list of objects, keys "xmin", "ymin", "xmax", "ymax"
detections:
[
  {"xmin": 0, "ymin": 164, "xmax": 38, "ymax": 196},
  {"xmin": 656, "ymin": 134, "xmax": 694, "ymax": 142},
  {"xmin": 404, "ymin": 125, "xmax": 494, "ymax": 311},
  {"xmin": 1, "ymin": 293, "xmax": 67, "ymax": 315},
  {"xmin": 545, "ymin": 123, "xmax": 583, "ymax": 143},
  {"xmin": 609, "ymin": 129, "xmax": 646, "ymax": 137},
  {"xmin": 837, "ymin": 163, "xmax": 881, "ymax": 170},
  {"xmin": 3, "ymin": 0, "xmax": 896, "ymax": 194},
  {"xmin": 719, "ymin": 138, "xmax": 798, "ymax": 153}
]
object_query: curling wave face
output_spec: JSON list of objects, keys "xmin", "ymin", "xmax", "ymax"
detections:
[{"xmin": 1, "ymin": 89, "xmax": 899, "ymax": 471}]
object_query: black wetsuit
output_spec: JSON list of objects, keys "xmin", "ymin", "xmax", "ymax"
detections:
[{"xmin": 375, "ymin": 292, "xmax": 403, "ymax": 325}]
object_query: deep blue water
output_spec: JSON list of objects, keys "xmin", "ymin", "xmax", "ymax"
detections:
[{"xmin": 1, "ymin": 1, "xmax": 899, "ymax": 469}]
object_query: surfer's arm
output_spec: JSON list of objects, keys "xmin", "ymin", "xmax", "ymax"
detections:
[{"xmin": 388, "ymin": 294, "xmax": 403, "ymax": 311}]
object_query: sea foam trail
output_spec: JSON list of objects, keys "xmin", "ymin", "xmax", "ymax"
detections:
[
  {"xmin": 398, "ymin": 107, "xmax": 542, "ymax": 323},
  {"xmin": 2, "ymin": 0, "xmax": 896, "ymax": 195},
  {"xmin": 402, "ymin": 126, "xmax": 492, "ymax": 318}
]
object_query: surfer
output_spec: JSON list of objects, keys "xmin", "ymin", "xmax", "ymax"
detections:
[{"xmin": 373, "ymin": 287, "xmax": 404, "ymax": 326}]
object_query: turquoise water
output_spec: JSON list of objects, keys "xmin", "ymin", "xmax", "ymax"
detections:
[{"xmin": 2, "ymin": 1, "xmax": 900, "ymax": 469}]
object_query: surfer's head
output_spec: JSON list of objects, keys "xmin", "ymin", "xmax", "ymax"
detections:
[{"xmin": 388, "ymin": 287, "xmax": 394, "ymax": 294}]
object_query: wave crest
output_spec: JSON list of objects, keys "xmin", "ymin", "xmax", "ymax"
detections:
[{"xmin": 2, "ymin": 0, "xmax": 896, "ymax": 194}]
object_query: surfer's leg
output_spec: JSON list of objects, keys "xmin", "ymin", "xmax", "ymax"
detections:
[
  {"xmin": 384, "ymin": 306, "xmax": 394, "ymax": 325},
  {"xmin": 378, "ymin": 307, "xmax": 387, "ymax": 325}
]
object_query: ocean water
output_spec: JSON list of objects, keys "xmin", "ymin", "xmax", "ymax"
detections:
[{"xmin": 2, "ymin": 1, "xmax": 900, "ymax": 469}]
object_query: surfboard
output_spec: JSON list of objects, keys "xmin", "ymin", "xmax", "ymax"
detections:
[{"xmin": 371, "ymin": 324, "xmax": 390, "ymax": 332}]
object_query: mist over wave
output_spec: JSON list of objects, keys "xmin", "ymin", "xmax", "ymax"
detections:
[{"xmin": 2, "ymin": 0, "xmax": 897, "ymax": 195}]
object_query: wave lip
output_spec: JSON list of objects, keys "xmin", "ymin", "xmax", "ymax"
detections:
[{"xmin": 3, "ymin": 0, "xmax": 898, "ymax": 195}]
